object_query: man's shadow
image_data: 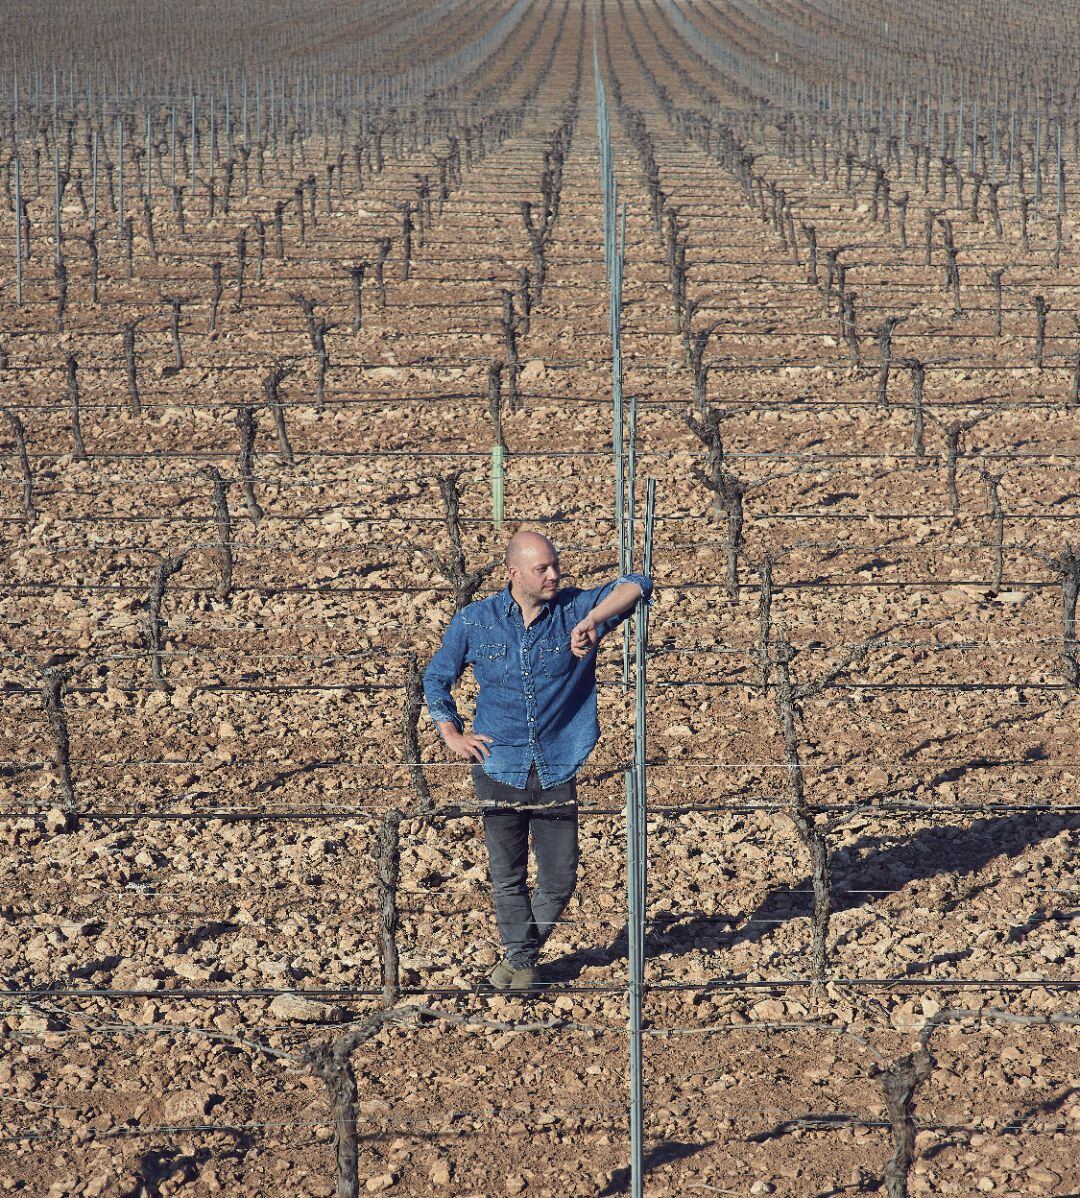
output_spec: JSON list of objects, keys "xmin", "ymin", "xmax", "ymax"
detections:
[
  {"xmin": 598, "ymin": 1139, "xmax": 711, "ymax": 1196},
  {"xmin": 547, "ymin": 805, "xmax": 1071, "ymax": 983}
]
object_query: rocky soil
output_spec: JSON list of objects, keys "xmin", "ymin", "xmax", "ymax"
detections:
[{"xmin": 1, "ymin": 1, "xmax": 1078, "ymax": 1195}]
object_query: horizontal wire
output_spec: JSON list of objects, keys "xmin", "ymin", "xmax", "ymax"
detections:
[
  {"xmin": 4, "ymin": 392, "xmax": 1080, "ymax": 414},
  {"xmin": 0, "ymin": 636, "xmax": 1072, "ymax": 672},
  {"xmin": 14, "ymin": 876, "xmax": 1072, "ymax": 900},
  {"xmin": 2, "ymin": 793, "xmax": 1078, "ymax": 817},
  {"xmin": 0, "ymin": 605, "xmax": 1048, "ymax": 633},
  {"xmin": 0, "ymin": 675, "xmax": 1069, "ymax": 697},
  {"xmin": 0, "ymin": 1111, "xmax": 1075, "ymax": 1148},
  {"xmin": 4, "ymin": 445, "xmax": 1080, "ymax": 462},
  {"xmin": 6, "ymin": 748, "xmax": 1080, "ymax": 771},
  {"xmin": 0, "ymin": 540, "xmax": 1062, "ymax": 562},
  {"xmin": 1, "ymin": 800, "xmax": 1077, "ymax": 821},
  {"xmin": 4, "ymin": 900, "xmax": 1075, "ymax": 939},
  {"xmin": 0, "ymin": 578, "xmax": 1066, "ymax": 598},
  {"xmin": 7, "ymin": 974, "xmax": 1080, "ymax": 1001}
]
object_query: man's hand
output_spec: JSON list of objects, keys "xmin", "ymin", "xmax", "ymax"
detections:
[
  {"xmin": 570, "ymin": 613, "xmax": 599, "ymax": 658},
  {"xmin": 441, "ymin": 727, "xmax": 494, "ymax": 762}
]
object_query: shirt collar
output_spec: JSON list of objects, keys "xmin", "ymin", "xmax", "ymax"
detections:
[{"xmin": 503, "ymin": 582, "xmax": 553, "ymax": 617}]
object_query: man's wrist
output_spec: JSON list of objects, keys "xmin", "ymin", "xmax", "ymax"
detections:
[{"xmin": 588, "ymin": 581, "xmax": 644, "ymax": 624}]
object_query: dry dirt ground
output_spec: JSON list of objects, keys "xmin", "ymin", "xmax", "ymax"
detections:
[{"xmin": 0, "ymin": 1, "xmax": 1078, "ymax": 1196}]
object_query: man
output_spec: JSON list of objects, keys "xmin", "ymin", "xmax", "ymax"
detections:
[{"xmin": 424, "ymin": 530, "xmax": 653, "ymax": 992}]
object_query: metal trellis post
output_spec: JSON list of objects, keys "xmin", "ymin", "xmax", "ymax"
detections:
[
  {"xmin": 491, "ymin": 445, "xmax": 505, "ymax": 530},
  {"xmin": 626, "ymin": 765, "xmax": 643, "ymax": 1198},
  {"xmin": 627, "ymin": 479, "xmax": 655, "ymax": 1198},
  {"xmin": 14, "ymin": 155, "xmax": 22, "ymax": 306}
]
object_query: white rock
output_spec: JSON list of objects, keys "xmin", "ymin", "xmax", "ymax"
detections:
[
  {"xmin": 268, "ymin": 993, "xmax": 342, "ymax": 1023},
  {"xmin": 44, "ymin": 808, "xmax": 75, "ymax": 834},
  {"xmin": 519, "ymin": 359, "xmax": 546, "ymax": 381}
]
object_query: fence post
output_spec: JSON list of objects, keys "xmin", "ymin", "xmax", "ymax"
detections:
[
  {"xmin": 623, "ymin": 385, "xmax": 637, "ymax": 689},
  {"xmin": 118, "ymin": 117, "xmax": 125, "ymax": 238},
  {"xmin": 491, "ymin": 444, "xmax": 505, "ymax": 529},
  {"xmin": 625, "ymin": 766, "xmax": 643, "ymax": 1198},
  {"xmin": 627, "ymin": 479, "xmax": 655, "ymax": 1198},
  {"xmin": 14, "ymin": 155, "xmax": 23, "ymax": 306}
]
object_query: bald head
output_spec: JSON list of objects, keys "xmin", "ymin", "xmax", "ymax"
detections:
[
  {"xmin": 505, "ymin": 530, "xmax": 557, "ymax": 571},
  {"xmin": 505, "ymin": 531, "xmax": 560, "ymax": 605}
]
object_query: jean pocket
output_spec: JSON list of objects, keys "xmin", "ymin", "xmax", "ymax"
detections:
[
  {"xmin": 472, "ymin": 641, "xmax": 509, "ymax": 684},
  {"xmin": 539, "ymin": 637, "xmax": 573, "ymax": 675}
]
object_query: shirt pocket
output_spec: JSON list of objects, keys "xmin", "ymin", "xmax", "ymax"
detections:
[
  {"xmin": 471, "ymin": 641, "xmax": 509, "ymax": 685},
  {"xmin": 539, "ymin": 636, "xmax": 574, "ymax": 675}
]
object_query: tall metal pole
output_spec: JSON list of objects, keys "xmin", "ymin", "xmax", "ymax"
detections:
[
  {"xmin": 91, "ymin": 130, "xmax": 98, "ymax": 232},
  {"xmin": 117, "ymin": 117, "xmax": 125, "ymax": 238},
  {"xmin": 638, "ymin": 479, "xmax": 656, "ymax": 906},
  {"xmin": 598, "ymin": 39, "xmax": 644, "ymax": 1198},
  {"xmin": 623, "ymin": 384, "xmax": 637, "ymax": 688},
  {"xmin": 191, "ymin": 92, "xmax": 197, "ymax": 203},
  {"xmin": 54, "ymin": 142, "xmax": 62, "ymax": 270},
  {"xmin": 626, "ymin": 764, "xmax": 643, "ymax": 1198},
  {"xmin": 492, "ymin": 445, "xmax": 505, "ymax": 529},
  {"xmin": 14, "ymin": 154, "xmax": 23, "ymax": 306},
  {"xmin": 627, "ymin": 478, "xmax": 655, "ymax": 1198}
]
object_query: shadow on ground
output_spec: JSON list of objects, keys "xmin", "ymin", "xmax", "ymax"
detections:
[{"xmin": 546, "ymin": 805, "xmax": 1071, "ymax": 984}]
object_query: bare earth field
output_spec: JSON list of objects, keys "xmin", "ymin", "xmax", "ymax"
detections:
[{"xmin": 0, "ymin": 1, "xmax": 1078, "ymax": 1196}]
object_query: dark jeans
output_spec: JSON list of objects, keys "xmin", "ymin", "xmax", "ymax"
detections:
[{"xmin": 473, "ymin": 763, "xmax": 579, "ymax": 969}]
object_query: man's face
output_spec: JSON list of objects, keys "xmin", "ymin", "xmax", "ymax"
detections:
[{"xmin": 510, "ymin": 544, "xmax": 560, "ymax": 602}]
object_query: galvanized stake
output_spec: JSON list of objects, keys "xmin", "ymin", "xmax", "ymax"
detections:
[
  {"xmin": 14, "ymin": 155, "xmax": 22, "ymax": 306},
  {"xmin": 491, "ymin": 444, "xmax": 505, "ymax": 529},
  {"xmin": 636, "ymin": 478, "xmax": 655, "ymax": 926},
  {"xmin": 622, "ymin": 388, "xmax": 638, "ymax": 688},
  {"xmin": 54, "ymin": 142, "xmax": 62, "ymax": 270},
  {"xmin": 628, "ymin": 480, "xmax": 655, "ymax": 1198},
  {"xmin": 91, "ymin": 130, "xmax": 98, "ymax": 232},
  {"xmin": 117, "ymin": 117, "xmax": 125, "ymax": 238},
  {"xmin": 626, "ymin": 765, "xmax": 643, "ymax": 1198}
]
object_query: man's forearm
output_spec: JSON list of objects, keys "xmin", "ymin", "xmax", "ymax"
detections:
[
  {"xmin": 587, "ymin": 581, "xmax": 644, "ymax": 624},
  {"xmin": 436, "ymin": 719, "xmax": 461, "ymax": 742}
]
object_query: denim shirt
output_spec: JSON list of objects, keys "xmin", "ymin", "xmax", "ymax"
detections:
[{"xmin": 423, "ymin": 573, "xmax": 654, "ymax": 787}]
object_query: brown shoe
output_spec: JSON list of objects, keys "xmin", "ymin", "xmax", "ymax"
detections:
[
  {"xmin": 488, "ymin": 958, "xmax": 514, "ymax": 990},
  {"xmin": 508, "ymin": 965, "xmax": 537, "ymax": 992},
  {"xmin": 488, "ymin": 959, "xmax": 538, "ymax": 992}
]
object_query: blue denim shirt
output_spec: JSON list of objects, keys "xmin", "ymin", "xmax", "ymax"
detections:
[{"xmin": 424, "ymin": 573, "xmax": 654, "ymax": 787}]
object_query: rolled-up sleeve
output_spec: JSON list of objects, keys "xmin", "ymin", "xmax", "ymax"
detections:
[
  {"xmin": 575, "ymin": 572, "xmax": 654, "ymax": 639},
  {"xmin": 423, "ymin": 611, "xmax": 468, "ymax": 734}
]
